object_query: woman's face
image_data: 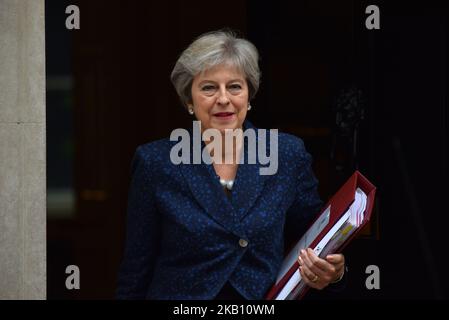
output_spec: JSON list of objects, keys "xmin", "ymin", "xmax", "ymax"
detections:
[{"xmin": 188, "ymin": 64, "xmax": 249, "ymax": 133}]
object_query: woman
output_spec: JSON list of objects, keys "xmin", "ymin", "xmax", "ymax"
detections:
[{"xmin": 116, "ymin": 30, "xmax": 346, "ymax": 300}]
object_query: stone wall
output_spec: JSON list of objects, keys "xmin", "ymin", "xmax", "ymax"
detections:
[{"xmin": 0, "ymin": 0, "xmax": 46, "ymax": 300}]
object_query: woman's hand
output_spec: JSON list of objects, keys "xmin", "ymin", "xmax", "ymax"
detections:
[{"xmin": 297, "ymin": 248, "xmax": 345, "ymax": 290}]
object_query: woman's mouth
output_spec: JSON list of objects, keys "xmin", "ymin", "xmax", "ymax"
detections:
[{"xmin": 213, "ymin": 112, "xmax": 236, "ymax": 121}]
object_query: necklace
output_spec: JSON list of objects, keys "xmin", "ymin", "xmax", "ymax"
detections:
[{"xmin": 219, "ymin": 178, "xmax": 234, "ymax": 190}]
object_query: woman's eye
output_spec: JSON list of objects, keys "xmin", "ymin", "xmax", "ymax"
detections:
[
  {"xmin": 201, "ymin": 85, "xmax": 216, "ymax": 91},
  {"xmin": 229, "ymin": 84, "xmax": 242, "ymax": 90}
]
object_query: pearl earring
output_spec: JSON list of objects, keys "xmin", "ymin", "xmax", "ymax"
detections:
[
  {"xmin": 248, "ymin": 103, "xmax": 252, "ymax": 111},
  {"xmin": 188, "ymin": 108, "xmax": 194, "ymax": 115}
]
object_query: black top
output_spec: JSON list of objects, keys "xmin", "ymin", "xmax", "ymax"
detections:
[{"xmin": 215, "ymin": 281, "xmax": 246, "ymax": 300}]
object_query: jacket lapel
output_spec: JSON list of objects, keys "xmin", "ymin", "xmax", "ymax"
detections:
[
  {"xmin": 180, "ymin": 158, "xmax": 246, "ymax": 238},
  {"xmin": 179, "ymin": 120, "xmax": 269, "ymax": 236},
  {"xmin": 229, "ymin": 121, "xmax": 268, "ymax": 222}
]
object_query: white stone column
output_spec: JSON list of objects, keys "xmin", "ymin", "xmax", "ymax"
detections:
[{"xmin": 0, "ymin": 0, "xmax": 46, "ymax": 299}]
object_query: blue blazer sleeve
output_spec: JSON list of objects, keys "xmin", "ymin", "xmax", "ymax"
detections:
[
  {"xmin": 282, "ymin": 137, "xmax": 348, "ymax": 293},
  {"xmin": 116, "ymin": 147, "xmax": 161, "ymax": 299},
  {"xmin": 283, "ymin": 138, "xmax": 323, "ymax": 251}
]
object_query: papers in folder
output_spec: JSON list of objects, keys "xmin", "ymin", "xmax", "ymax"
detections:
[
  {"xmin": 275, "ymin": 188, "xmax": 367, "ymax": 300},
  {"xmin": 265, "ymin": 170, "xmax": 376, "ymax": 300}
]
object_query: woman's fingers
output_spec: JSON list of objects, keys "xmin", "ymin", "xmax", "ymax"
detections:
[
  {"xmin": 299, "ymin": 249, "xmax": 335, "ymax": 283},
  {"xmin": 298, "ymin": 257, "xmax": 316, "ymax": 279},
  {"xmin": 325, "ymin": 254, "xmax": 345, "ymax": 280},
  {"xmin": 326, "ymin": 254, "xmax": 345, "ymax": 268},
  {"xmin": 298, "ymin": 249, "xmax": 346, "ymax": 285},
  {"xmin": 298, "ymin": 253, "xmax": 325, "ymax": 290},
  {"xmin": 298, "ymin": 265, "xmax": 321, "ymax": 289},
  {"xmin": 326, "ymin": 254, "xmax": 345, "ymax": 270}
]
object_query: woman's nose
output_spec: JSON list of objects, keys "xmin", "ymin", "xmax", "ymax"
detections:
[{"xmin": 217, "ymin": 87, "xmax": 230, "ymax": 105}]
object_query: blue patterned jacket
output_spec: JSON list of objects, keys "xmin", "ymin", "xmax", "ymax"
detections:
[{"xmin": 116, "ymin": 120, "xmax": 323, "ymax": 299}]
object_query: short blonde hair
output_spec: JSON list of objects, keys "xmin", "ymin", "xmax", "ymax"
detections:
[{"xmin": 171, "ymin": 30, "xmax": 261, "ymax": 109}]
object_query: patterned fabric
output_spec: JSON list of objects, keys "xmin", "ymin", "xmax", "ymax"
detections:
[{"xmin": 116, "ymin": 120, "xmax": 323, "ymax": 299}]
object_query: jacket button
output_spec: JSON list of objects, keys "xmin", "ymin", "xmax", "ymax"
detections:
[{"xmin": 239, "ymin": 239, "xmax": 248, "ymax": 248}]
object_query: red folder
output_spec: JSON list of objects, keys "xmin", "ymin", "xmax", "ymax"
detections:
[{"xmin": 266, "ymin": 170, "xmax": 376, "ymax": 300}]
